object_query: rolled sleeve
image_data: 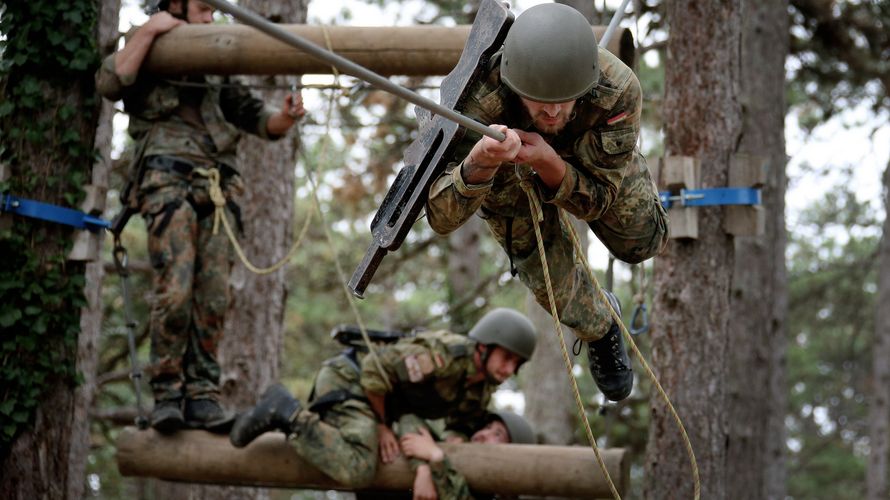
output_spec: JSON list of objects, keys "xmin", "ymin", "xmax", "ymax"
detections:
[
  {"xmin": 426, "ymin": 162, "xmax": 490, "ymax": 235},
  {"xmin": 95, "ymin": 55, "xmax": 136, "ymax": 101}
]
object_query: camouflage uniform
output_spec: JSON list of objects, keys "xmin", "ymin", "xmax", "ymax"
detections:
[
  {"xmin": 427, "ymin": 48, "xmax": 668, "ymax": 342},
  {"xmin": 294, "ymin": 331, "xmax": 496, "ymax": 489},
  {"xmin": 96, "ymin": 55, "xmax": 280, "ymax": 402}
]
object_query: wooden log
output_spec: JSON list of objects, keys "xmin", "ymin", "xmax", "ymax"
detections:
[
  {"xmin": 116, "ymin": 427, "xmax": 628, "ymax": 498},
  {"xmin": 141, "ymin": 24, "xmax": 635, "ymax": 76},
  {"xmin": 657, "ymin": 155, "xmax": 701, "ymax": 240}
]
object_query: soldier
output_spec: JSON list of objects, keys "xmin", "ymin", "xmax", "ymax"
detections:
[
  {"xmin": 95, "ymin": 0, "xmax": 303, "ymax": 433},
  {"xmin": 229, "ymin": 308, "xmax": 538, "ymax": 489},
  {"xmin": 426, "ymin": 3, "xmax": 668, "ymax": 402},
  {"xmin": 396, "ymin": 411, "xmax": 536, "ymax": 500}
]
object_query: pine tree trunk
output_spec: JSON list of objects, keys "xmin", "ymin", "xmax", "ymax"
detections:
[
  {"xmin": 66, "ymin": 1, "xmax": 121, "ymax": 497},
  {"xmin": 0, "ymin": 2, "xmax": 101, "ymax": 497},
  {"xmin": 447, "ymin": 217, "xmax": 484, "ymax": 333},
  {"xmin": 726, "ymin": 0, "xmax": 788, "ymax": 498},
  {"xmin": 645, "ymin": 1, "xmax": 743, "ymax": 498},
  {"xmin": 867, "ymin": 161, "xmax": 890, "ymax": 500}
]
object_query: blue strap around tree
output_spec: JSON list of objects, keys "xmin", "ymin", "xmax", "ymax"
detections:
[
  {"xmin": 659, "ymin": 187, "xmax": 761, "ymax": 209},
  {"xmin": 0, "ymin": 192, "xmax": 110, "ymax": 231}
]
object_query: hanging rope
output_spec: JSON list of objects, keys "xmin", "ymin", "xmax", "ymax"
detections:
[
  {"xmin": 517, "ymin": 164, "xmax": 701, "ymax": 500},
  {"xmin": 514, "ymin": 164, "xmax": 621, "ymax": 500},
  {"xmin": 561, "ymin": 212, "xmax": 701, "ymax": 500}
]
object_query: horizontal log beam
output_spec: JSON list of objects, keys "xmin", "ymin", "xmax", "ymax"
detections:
[
  {"xmin": 142, "ymin": 24, "xmax": 635, "ymax": 76},
  {"xmin": 116, "ymin": 427, "xmax": 628, "ymax": 498}
]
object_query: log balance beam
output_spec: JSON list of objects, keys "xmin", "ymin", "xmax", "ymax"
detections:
[
  {"xmin": 116, "ymin": 428, "xmax": 629, "ymax": 498},
  {"xmin": 141, "ymin": 24, "xmax": 636, "ymax": 77}
]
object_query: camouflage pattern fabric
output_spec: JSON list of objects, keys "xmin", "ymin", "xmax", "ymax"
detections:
[
  {"xmin": 427, "ymin": 48, "xmax": 668, "ymax": 342},
  {"xmin": 396, "ymin": 414, "xmax": 474, "ymax": 500},
  {"xmin": 290, "ymin": 354, "xmax": 379, "ymax": 487},
  {"xmin": 360, "ymin": 330, "xmax": 495, "ymax": 438},
  {"xmin": 95, "ymin": 50, "xmax": 279, "ymax": 403}
]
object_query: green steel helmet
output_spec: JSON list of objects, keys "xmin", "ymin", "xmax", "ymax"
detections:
[
  {"xmin": 500, "ymin": 3, "xmax": 600, "ymax": 103},
  {"xmin": 468, "ymin": 308, "xmax": 537, "ymax": 361},
  {"xmin": 491, "ymin": 411, "xmax": 536, "ymax": 444}
]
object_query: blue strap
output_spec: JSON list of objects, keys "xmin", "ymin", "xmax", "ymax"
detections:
[
  {"xmin": 659, "ymin": 187, "xmax": 761, "ymax": 209},
  {"xmin": 1, "ymin": 193, "xmax": 110, "ymax": 231}
]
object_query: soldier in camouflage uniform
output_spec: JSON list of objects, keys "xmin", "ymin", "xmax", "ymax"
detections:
[
  {"xmin": 392, "ymin": 411, "xmax": 535, "ymax": 500},
  {"xmin": 426, "ymin": 4, "xmax": 668, "ymax": 403},
  {"xmin": 95, "ymin": 0, "xmax": 303, "ymax": 433},
  {"xmin": 229, "ymin": 308, "xmax": 537, "ymax": 489}
]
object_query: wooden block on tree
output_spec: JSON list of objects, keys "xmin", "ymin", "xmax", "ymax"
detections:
[
  {"xmin": 658, "ymin": 156, "xmax": 700, "ymax": 240},
  {"xmin": 80, "ymin": 184, "xmax": 107, "ymax": 215},
  {"xmin": 724, "ymin": 154, "xmax": 767, "ymax": 236},
  {"xmin": 68, "ymin": 231, "xmax": 103, "ymax": 262}
]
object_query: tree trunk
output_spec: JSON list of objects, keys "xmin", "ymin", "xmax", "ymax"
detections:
[
  {"xmin": 66, "ymin": 1, "xmax": 121, "ymax": 498},
  {"xmin": 155, "ymin": 1, "xmax": 308, "ymax": 499},
  {"xmin": 726, "ymin": 1, "xmax": 788, "ymax": 499},
  {"xmin": 867, "ymin": 160, "xmax": 890, "ymax": 500},
  {"xmin": 645, "ymin": 2, "xmax": 743, "ymax": 499},
  {"xmin": 447, "ymin": 217, "xmax": 485, "ymax": 332},
  {"xmin": 0, "ymin": 1, "xmax": 101, "ymax": 497}
]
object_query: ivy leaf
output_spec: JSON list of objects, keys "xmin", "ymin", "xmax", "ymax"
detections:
[
  {"xmin": 0, "ymin": 308, "xmax": 22, "ymax": 327},
  {"xmin": 0, "ymin": 400, "xmax": 14, "ymax": 416}
]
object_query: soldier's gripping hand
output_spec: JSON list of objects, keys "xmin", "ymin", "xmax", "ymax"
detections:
[
  {"xmin": 412, "ymin": 465, "xmax": 439, "ymax": 500},
  {"xmin": 377, "ymin": 423, "xmax": 401, "ymax": 464},
  {"xmin": 514, "ymin": 129, "xmax": 567, "ymax": 189},
  {"xmin": 462, "ymin": 125, "xmax": 521, "ymax": 184},
  {"xmin": 142, "ymin": 11, "xmax": 186, "ymax": 37},
  {"xmin": 401, "ymin": 427, "xmax": 445, "ymax": 463}
]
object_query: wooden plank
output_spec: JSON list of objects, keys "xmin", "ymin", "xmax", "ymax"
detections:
[
  {"xmin": 140, "ymin": 25, "xmax": 635, "ymax": 76},
  {"xmin": 116, "ymin": 427, "xmax": 629, "ymax": 498}
]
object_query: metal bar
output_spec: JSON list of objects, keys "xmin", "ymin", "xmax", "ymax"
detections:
[
  {"xmin": 201, "ymin": 0, "xmax": 506, "ymax": 142},
  {"xmin": 599, "ymin": 0, "xmax": 633, "ymax": 48}
]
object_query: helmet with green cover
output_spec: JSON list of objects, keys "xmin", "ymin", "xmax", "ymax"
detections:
[{"xmin": 500, "ymin": 3, "xmax": 600, "ymax": 103}]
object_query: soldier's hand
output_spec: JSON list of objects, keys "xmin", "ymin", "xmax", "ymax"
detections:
[
  {"xmin": 514, "ymin": 129, "xmax": 566, "ymax": 189},
  {"xmin": 412, "ymin": 465, "xmax": 439, "ymax": 500},
  {"xmin": 469, "ymin": 125, "xmax": 521, "ymax": 167},
  {"xmin": 401, "ymin": 427, "xmax": 444, "ymax": 463},
  {"xmin": 283, "ymin": 91, "xmax": 306, "ymax": 121},
  {"xmin": 143, "ymin": 11, "xmax": 186, "ymax": 37},
  {"xmin": 377, "ymin": 423, "xmax": 401, "ymax": 464}
]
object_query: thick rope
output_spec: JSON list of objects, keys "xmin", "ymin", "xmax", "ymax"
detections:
[
  {"xmin": 515, "ymin": 166, "xmax": 622, "ymax": 500},
  {"xmin": 193, "ymin": 167, "xmax": 313, "ymax": 275},
  {"xmin": 561, "ymin": 209, "xmax": 701, "ymax": 500}
]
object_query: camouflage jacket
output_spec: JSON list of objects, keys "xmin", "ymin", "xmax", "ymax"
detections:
[
  {"xmin": 427, "ymin": 47, "xmax": 642, "ymax": 234},
  {"xmin": 95, "ymin": 52, "xmax": 277, "ymax": 170},
  {"xmin": 360, "ymin": 330, "xmax": 494, "ymax": 439}
]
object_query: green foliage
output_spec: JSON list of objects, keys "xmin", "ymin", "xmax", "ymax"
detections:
[
  {"xmin": 786, "ymin": 178, "xmax": 877, "ymax": 499},
  {"xmin": 0, "ymin": 0, "xmax": 99, "ymax": 450}
]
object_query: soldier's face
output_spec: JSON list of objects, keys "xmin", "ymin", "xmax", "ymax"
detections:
[
  {"xmin": 170, "ymin": 1, "xmax": 215, "ymax": 24},
  {"xmin": 483, "ymin": 346, "xmax": 522, "ymax": 383},
  {"xmin": 471, "ymin": 420, "xmax": 510, "ymax": 444},
  {"xmin": 520, "ymin": 97, "xmax": 576, "ymax": 134}
]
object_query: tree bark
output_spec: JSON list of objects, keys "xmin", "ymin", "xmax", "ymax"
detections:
[
  {"xmin": 726, "ymin": 1, "xmax": 789, "ymax": 499},
  {"xmin": 867, "ymin": 160, "xmax": 890, "ymax": 500},
  {"xmin": 66, "ymin": 1, "xmax": 121, "ymax": 498},
  {"xmin": 0, "ymin": 3, "xmax": 101, "ymax": 497},
  {"xmin": 645, "ymin": 1, "xmax": 743, "ymax": 499}
]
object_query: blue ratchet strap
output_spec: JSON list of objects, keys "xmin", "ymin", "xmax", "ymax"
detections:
[
  {"xmin": 0, "ymin": 192, "xmax": 110, "ymax": 231},
  {"xmin": 659, "ymin": 187, "xmax": 761, "ymax": 209}
]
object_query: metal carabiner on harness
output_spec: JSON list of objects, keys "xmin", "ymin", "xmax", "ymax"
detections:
[
  {"xmin": 112, "ymin": 237, "xmax": 149, "ymax": 430},
  {"xmin": 630, "ymin": 302, "xmax": 649, "ymax": 336}
]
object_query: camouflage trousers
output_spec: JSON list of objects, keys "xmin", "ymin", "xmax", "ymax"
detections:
[
  {"xmin": 290, "ymin": 354, "xmax": 379, "ymax": 487},
  {"xmin": 485, "ymin": 157, "xmax": 668, "ymax": 342},
  {"xmin": 140, "ymin": 169, "xmax": 234, "ymax": 402}
]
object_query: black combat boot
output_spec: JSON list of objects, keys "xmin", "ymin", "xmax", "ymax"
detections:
[
  {"xmin": 151, "ymin": 399, "xmax": 184, "ymax": 434},
  {"xmin": 587, "ymin": 291, "xmax": 633, "ymax": 402},
  {"xmin": 229, "ymin": 384, "xmax": 302, "ymax": 448},
  {"xmin": 185, "ymin": 398, "xmax": 236, "ymax": 434}
]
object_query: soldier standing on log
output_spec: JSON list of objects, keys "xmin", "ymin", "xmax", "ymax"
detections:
[
  {"xmin": 426, "ymin": 3, "xmax": 668, "ymax": 403},
  {"xmin": 229, "ymin": 308, "xmax": 537, "ymax": 489},
  {"xmin": 95, "ymin": 0, "xmax": 304, "ymax": 434}
]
